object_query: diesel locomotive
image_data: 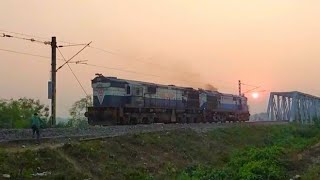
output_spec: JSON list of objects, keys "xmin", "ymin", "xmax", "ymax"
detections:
[{"xmin": 86, "ymin": 74, "xmax": 250, "ymax": 125}]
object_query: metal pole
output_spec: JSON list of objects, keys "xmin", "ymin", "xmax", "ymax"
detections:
[
  {"xmin": 238, "ymin": 80, "xmax": 241, "ymax": 96},
  {"xmin": 51, "ymin": 37, "xmax": 57, "ymax": 126}
]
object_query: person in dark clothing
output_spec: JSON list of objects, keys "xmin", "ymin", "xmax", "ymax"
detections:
[{"xmin": 31, "ymin": 113, "xmax": 41, "ymax": 143}]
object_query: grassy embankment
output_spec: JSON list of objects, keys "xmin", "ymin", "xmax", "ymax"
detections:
[{"xmin": 1, "ymin": 123, "xmax": 320, "ymax": 179}]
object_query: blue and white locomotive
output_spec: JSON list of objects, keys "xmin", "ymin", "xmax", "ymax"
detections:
[{"xmin": 86, "ymin": 74, "xmax": 250, "ymax": 125}]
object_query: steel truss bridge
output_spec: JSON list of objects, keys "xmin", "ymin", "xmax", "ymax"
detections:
[{"xmin": 267, "ymin": 91, "xmax": 320, "ymax": 123}]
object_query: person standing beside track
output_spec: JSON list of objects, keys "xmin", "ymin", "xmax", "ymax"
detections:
[{"xmin": 31, "ymin": 112, "xmax": 41, "ymax": 143}]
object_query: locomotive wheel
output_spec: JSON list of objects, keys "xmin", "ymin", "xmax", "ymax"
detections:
[
  {"xmin": 142, "ymin": 117, "xmax": 150, "ymax": 124},
  {"xmin": 130, "ymin": 117, "xmax": 138, "ymax": 125},
  {"xmin": 118, "ymin": 117, "xmax": 125, "ymax": 125},
  {"xmin": 181, "ymin": 117, "xmax": 187, "ymax": 124},
  {"xmin": 176, "ymin": 117, "xmax": 181, "ymax": 123},
  {"xmin": 187, "ymin": 117, "xmax": 194, "ymax": 124},
  {"xmin": 153, "ymin": 117, "xmax": 160, "ymax": 123}
]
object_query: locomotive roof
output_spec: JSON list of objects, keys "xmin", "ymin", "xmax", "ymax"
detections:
[{"xmin": 92, "ymin": 76, "xmax": 196, "ymax": 90}]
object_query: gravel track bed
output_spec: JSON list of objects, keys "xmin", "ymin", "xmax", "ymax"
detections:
[{"xmin": 0, "ymin": 121, "xmax": 287, "ymax": 143}]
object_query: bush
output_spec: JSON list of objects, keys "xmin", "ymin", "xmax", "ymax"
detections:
[
  {"xmin": 0, "ymin": 98, "xmax": 49, "ymax": 129},
  {"xmin": 181, "ymin": 165, "xmax": 229, "ymax": 180},
  {"xmin": 179, "ymin": 146, "xmax": 287, "ymax": 179},
  {"xmin": 228, "ymin": 146, "xmax": 285, "ymax": 179}
]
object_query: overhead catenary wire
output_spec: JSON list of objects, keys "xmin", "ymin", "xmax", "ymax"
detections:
[
  {"xmin": 1, "ymin": 33, "xmax": 51, "ymax": 45},
  {"xmin": 243, "ymin": 86, "xmax": 261, "ymax": 94},
  {"xmin": 0, "ymin": 48, "xmax": 53, "ymax": 61},
  {"xmin": 0, "ymin": 28, "xmax": 78, "ymax": 45},
  {"xmin": 56, "ymin": 42, "xmax": 92, "ymax": 72},
  {"xmin": 0, "ymin": 29, "xmax": 241, "ymax": 91},
  {"xmin": 0, "ymin": 47, "xmax": 237, "ymax": 91},
  {"xmin": 89, "ymin": 46, "xmax": 166, "ymax": 67},
  {"xmin": 0, "ymin": 47, "xmax": 87, "ymax": 63},
  {"xmin": 0, "ymin": 29, "xmax": 49, "ymax": 40},
  {"xmin": 83, "ymin": 63, "xmax": 159, "ymax": 77},
  {"xmin": 88, "ymin": 45, "xmax": 199, "ymax": 76},
  {"xmin": 0, "ymin": 31, "xmax": 195, "ymax": 75},
  {"xmin": 0, "ymin": 29, "xmax": 210, "ymax": 77},
  {"xmin": 241, "ymin": 83, "xmax": 260, "ymax": 88},
  {"xmin": 57, "ymin": 47, "xmax": 88, "ymax": 96},
  {"xmin": 0, "ymin": 47, "xmax": 198, "ymax": 86},
  {"xmin": 58, "ymin": 43, "xmax": 90, "ymax": 48},
  {"xmin": 79, "ymin": 62, "xmax": 236, "ymax": 90},
  {"xmin": 0, "ymin": 46, "xmax": 237, "ymax": 91}
]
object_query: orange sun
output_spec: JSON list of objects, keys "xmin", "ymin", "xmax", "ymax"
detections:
[{"xmin": 252, "ymin": 92, "xmax": 259, "ymax": 99}]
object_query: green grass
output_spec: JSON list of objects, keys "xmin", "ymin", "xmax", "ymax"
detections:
[
  {"xmin": 1, "ymin": 124, "xmax": 320, "ymax": 179},
  {"xmin": 0, "ymin": 148, "xmax": 88, "ymax": 179}
]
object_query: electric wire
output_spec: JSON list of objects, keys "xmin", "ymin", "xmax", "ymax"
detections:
[
  {"xmin": 0, "ymin": 47, "xmax": 86, "ymax": 63},
  {"xmin": 0, "ymin": 29, "xmax": 77, "ymax": 45},
  {"xmin": 0, "ymin": 45, "xmax": 237, "ymax": 91},
  {"xmin": 89, "ymin": 45, "xmax": 198, "ymax": 75},
  {"xmin": 243, "ymin": 87, "xmax": 261, "ymax": 94},
  {"xmin": 58, "ymin": 43, "xmax": 89, "ymax": 48},
  {"xmin": 80, "ymin": 62, "xmax": 236, "ymax": 90},
  {"xmin": 83, "ymin": 63, "xmax": 159, "ymax": 77},
  {"xmin": 241, "ymin": 83, "xmax": 260, "ymax": 88},
  {"xmin": 0, "ymin": 29, "xmax": 213, "ymax": 77},
  {"xmin": 1, "ymin": 33, "xmax": 51, "ymax": 45},
  {"xmin": 0, "ymin": 29, "xmax": 242, "ymax": 91},
  {"xmin": 57, "ymin": 47, "xmax": 88, "ymax": 96},
  {"xmin": 0, "ymin": 29, "xmax": 49, "ymax": 40},
  {"xmin": 0, "ymin": 46, "xmax": 237, "ymax": 91},
  {"xmin": 0, "ymin": 47, "xmax": 236, "ymax": 90},
  {"xmin": 56, "ymin": 42, "xmax": 92, "ymax": 71},
  {"xmin": 0, "ymin": 48, "xmax": 52, "ymax": 61}
]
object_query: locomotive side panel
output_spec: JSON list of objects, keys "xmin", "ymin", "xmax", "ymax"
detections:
[
  {"xmin": 219, "ymin": 95, "xmax": 238, "ymax": 111},
  {"xmin": 127, "ymin": 85, "xmax": 144, "ymax": 108},
  {"xmin": 199, "ymin": 91, "xmax": 219, "ymax": 110},
  {"xmin": 184, "ymin": 89, "xmax": 199, "ymax": 110},
  {"xmin": 143, "ymin": 86, "xmax": 183, "ymax": 109},
  {"xmin": 87, "ymin": 75, "xmax": 250, "ymax": 125}
]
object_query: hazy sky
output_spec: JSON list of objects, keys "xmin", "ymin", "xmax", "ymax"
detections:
[{"xmin": 1, "ymin": 0, "xmax": 320, "ymax": 117}]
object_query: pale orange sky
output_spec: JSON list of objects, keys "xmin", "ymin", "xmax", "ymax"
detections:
[{"xmin": 1, "ymin": 0, "xmax": 320, "ymax": 117}]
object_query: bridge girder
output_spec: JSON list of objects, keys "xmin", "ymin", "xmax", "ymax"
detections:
[{"xmin": 267, "ymin": 91, "xmax": 320, "ymax": 123}]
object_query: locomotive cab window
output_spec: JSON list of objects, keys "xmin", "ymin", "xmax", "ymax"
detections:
[
  {"xmin": 147, "ymin": 86, "xmax": 157, "ymax": 94},
  {"xmin": 126, "ymin": 86, "xmax": 131, "ymax": 95}
]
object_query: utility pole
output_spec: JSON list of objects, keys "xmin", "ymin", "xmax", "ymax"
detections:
[
  {"xmin": 239, "ymin": 80, "xmax": 241, "ymax": 96},
  {"xmin": 2, "ymin": 32, "xmax": 89, "ymax": 126},
  {"xmin": 51, "ymin": 37, "xmax": 57, "ymax": 126}
]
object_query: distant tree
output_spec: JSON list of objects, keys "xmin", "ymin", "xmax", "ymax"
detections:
[
  {"xmin": 0, "ymin": 98, "xmax": 49, "ymax": 128},
  {"xmin": 68, "ymin": 95, "xmax": 92, "ymax": 128}
]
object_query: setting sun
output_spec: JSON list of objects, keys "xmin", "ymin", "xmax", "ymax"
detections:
[{"xmin": 252, "ymin": 92, "xmax": 259, "ymax": 99}]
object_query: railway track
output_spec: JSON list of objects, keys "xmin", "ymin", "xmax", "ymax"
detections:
[{"xmin": 0, "ymin": 121, "xmax": 287, "ymax": 144}]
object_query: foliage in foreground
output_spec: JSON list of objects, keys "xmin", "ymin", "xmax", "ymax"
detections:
[
  {"xmin": 60, "ymin": 124, "xmax": 320, "ymax": 179},
  {"xmin": 0, "ymin": 96, "xmax": 92, "ymax": 129},
  {"xmin": 0, "ymin": 98, "xmax": 49, "ymax": 128},
  {"xmin": 1, "ymin": 124, "xmax": 320, "ymax": 179},
  {"xmin": 180, "ymin": 146, "xmax": 285, "ymax": 180},
  {"xmin": 178, "ymin": 124, "xmax": 320, "ymax": 180},
  {"xmin": 64, "ymin": 95, "xmax": 92, "ymax": 128}
]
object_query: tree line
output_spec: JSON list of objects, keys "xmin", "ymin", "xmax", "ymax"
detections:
[{"xmin": 0, "ymin": 96, "xmax": 92, "ymax": 129}]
